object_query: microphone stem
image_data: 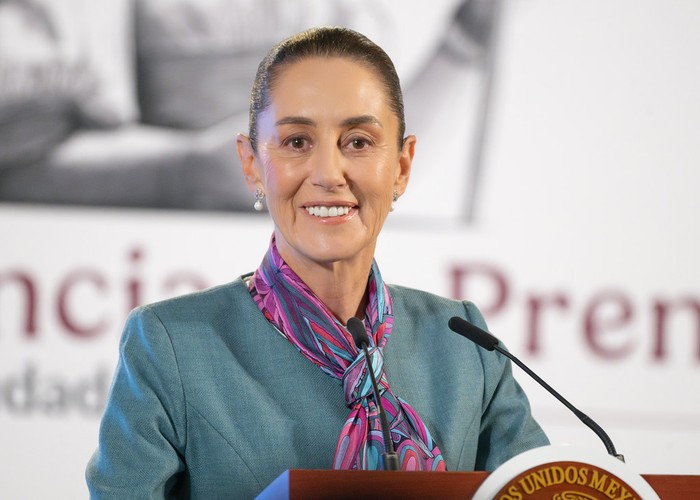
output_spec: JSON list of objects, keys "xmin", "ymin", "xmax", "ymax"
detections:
[
  {"xmin": 494, "ymin": 344, "xmax": 622, "ymax": 461},
  {"xmin": 361, "ymin": 343, "xmax": 399, "ymax": 470}
]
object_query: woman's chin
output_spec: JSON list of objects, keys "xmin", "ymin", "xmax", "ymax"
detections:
[
  {"xmin": 287, "ymin": 237, "xmax": 375, "ymax": 269},
  {"xmin": 303, "ymin": 245, "xmax": 368, "ymax": 266}
]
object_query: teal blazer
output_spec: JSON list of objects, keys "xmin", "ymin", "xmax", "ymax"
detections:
[{"xmin": 86, "ymin": 277, "xmax": 548, "ymax": 498}]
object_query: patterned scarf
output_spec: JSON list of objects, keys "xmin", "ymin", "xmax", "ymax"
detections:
[{"xmin": 249, "ymin": 236, "xmax": 445, "ymax": 471}]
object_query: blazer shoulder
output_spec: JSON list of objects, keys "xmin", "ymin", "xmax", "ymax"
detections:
[
  {"xmin": 388, "ymin": 284, "xmax": 486, "ymax": 327},
  {"xmin": 134, "ymin": 274, "xmax": 253, "ymax": 321}
]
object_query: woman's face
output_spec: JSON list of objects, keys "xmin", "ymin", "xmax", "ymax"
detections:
[{"xmin": 240, "ymin": 57, "xmax": 414, "ymax": 272}]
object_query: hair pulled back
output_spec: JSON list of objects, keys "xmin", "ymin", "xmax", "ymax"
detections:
[{"xmin": 248, "ymin": 26, "xmax": 406, "ymax": 151}]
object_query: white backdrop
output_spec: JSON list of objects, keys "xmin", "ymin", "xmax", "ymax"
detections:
[{"xmin": 1, "ymin": 1, "xmax": 699, "ymax": 498}]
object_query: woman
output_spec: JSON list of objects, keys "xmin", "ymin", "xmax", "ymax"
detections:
[{"xmin": 87, "ymin": 27, "xmax": 548, "ymax": 498}]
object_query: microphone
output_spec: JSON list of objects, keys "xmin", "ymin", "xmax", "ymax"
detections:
[
  {"xmin": 447, "ymin": 316, "xmax": 624, "ymax": 462},
  {"xmin": 346, "ymin": 317, "xmax": 400, "ymax": 471}
]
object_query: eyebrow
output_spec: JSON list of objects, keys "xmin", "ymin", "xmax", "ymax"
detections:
[
  {"xmin": 275, "ymin": 116, "xmax": 315, "ymax": 127},
  {"xmin": 340, "ymin": 115, "xmax": 382, "ymax": 128},
  {"xmin": 274, "ymin": 115, "xmax": 382, "ymax": 128}
]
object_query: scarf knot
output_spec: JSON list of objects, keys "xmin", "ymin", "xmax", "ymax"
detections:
[{"xmin": 342, "ymin": 346, "xmax": 388, "ymax": 408}]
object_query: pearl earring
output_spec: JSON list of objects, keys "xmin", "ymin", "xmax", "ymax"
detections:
[
  {"xmin": 390, "ymin": 190, "xmax": 398, "ymax": 212},
  {"xmin": 253, "ymin": 188, "xmax": 265, "ymax": 211}
]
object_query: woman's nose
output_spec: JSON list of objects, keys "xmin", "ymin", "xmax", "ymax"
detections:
[{"xmin": 310, "ymin": 140, "xmax": 346, "ymax": 189}]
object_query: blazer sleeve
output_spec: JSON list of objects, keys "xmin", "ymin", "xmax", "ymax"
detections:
[
  {"xmin": 86, "ymin": 306, "xmax": 187, "ymax": 499},
  {"xmin": 463, "ymin": 301, "xmax": 550, "ymax": 470}
]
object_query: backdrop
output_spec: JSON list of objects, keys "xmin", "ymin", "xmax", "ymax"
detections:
[{"xmin": 1, "ymin": 0, "xmax": 699, "ymax": 497}]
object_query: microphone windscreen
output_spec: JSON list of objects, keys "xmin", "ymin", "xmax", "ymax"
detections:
[
  {"xmin": 347, "ymin": 317, "xmax": 370, "ymax": 349},
  {"xmin": 448, "ymin": 316, "xmax": 499, "ymax": 351}
]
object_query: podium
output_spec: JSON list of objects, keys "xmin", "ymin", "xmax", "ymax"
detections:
[{"xmin": 258, "ymin": 470, "xmax": 700, "ymax": 499}]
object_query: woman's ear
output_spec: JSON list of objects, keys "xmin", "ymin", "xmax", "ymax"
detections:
[
  {"xmin": 394, "ymin": 134, "xmax": 416, "ymax": 196},
  {"xmin": 236, "ymin": 134, "xmax": 262, "ymax": 192}
]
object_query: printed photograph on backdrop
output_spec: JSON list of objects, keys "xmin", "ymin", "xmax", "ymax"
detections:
[{"xmin": 0, "ymin": 0, "xmax": 498, "ymax": 222}]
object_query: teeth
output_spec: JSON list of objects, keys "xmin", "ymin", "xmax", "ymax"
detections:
[{"xmin": 305, "ymin": 206, "xmax": 351, "ymax": 218}]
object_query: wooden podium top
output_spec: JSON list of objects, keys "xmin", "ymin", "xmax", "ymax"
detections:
[{"xmin": 259, "ymin": 470, "xmax": 700, "ymax": 499}]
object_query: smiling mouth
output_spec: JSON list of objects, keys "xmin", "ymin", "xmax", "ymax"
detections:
[{"xmin": 305, "ymin": 205, "xmax": 352, "ymax": 218}]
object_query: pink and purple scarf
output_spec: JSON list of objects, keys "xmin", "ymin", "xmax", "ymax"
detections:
[{"xmin": 249, "ymin": 236, "xmax": 445, "ymax": 471}]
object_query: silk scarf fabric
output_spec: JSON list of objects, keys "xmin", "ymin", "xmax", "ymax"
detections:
[{"xmin": 249, "ymin": 237, "xmax": 445, "ymax": 471}]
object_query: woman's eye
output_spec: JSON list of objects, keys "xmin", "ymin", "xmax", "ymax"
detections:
[
  {"xmin": 283, "ymin": 136, "xmax": 309, "ymax": 150},
  {"xmin": 347, "ymin": 137, "xmax": 371, "ymax": 150}
]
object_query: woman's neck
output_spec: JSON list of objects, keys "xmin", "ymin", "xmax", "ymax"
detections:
[
  {"xmin": 277, "ymin": 248, "xmax": 373, "ymax": 325},
  {"xmin": 305, "ymin": 265, "xmax": 370, "ymax": 324}
]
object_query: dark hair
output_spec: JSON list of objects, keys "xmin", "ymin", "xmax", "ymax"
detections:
[{"xmin": 248, "ymin": 26, "xmax": 406, "ymax": 151}]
